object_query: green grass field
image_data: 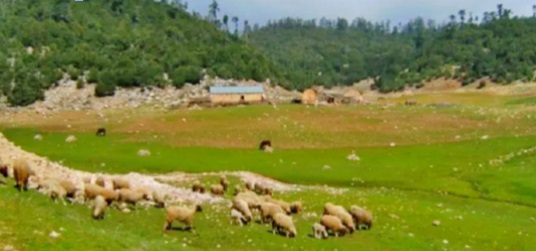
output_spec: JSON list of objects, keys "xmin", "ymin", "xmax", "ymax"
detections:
[{"xmin": 1, "ymin": 93, "xmax": 536, "ymax": 251}]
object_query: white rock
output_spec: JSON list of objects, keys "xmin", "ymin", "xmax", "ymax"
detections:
[
  {"xmin": 65, "ymin": 135, "xmax": 77, "ymax": 143},
  {"xmin": 137, "ymin": 149, "xmax": 151, "ymax": 157},
  {"xmin": 34, "ymin": 134, "xmax": 43, "ymax": 141},
  {"xmin": 389, "ymin": 142, "xmax": 396, "ymax": 147},
  {"xmin": 432, "ymin": 220, "xmax": 441, "ymax": 226},
  {"xmin": 442, "ymin": 239, "xmax": 449, "ymax": 244},
  {"xmin": 49, "ymin": 231, "xmax": 60, "ymax": 238},
  {"xmin": 480, "ymin": 135, "xmax": 489, "ymax": 140}
]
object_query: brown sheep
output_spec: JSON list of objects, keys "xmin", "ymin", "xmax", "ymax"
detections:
[
  {"xmin": 260, "ymin": 202, "xmax": 284, "ymax": 224},
  {"xmin": 320, "ymin": 215, "xmax": 349, "ymax": 237},
  {"xmin": 163, "ymin": 204, "xmax": 203, "ymax": 231},
  {"xmin": 263, "ymin": 197, "xmax": 291, "ymax": 215},
  {"xmin": 95, "ymin": 176, "xmax": 106, "ymax": 187},
  {"xmin": 13, "ymin": 158, "xmax": 33, "ymax": 192},
  {"xmin": 92, "ymin": 195, "xmax": 107, "ymax": 220},
  {"xmin": 84, "ymin": 184, "xmax": 118, "ymax": 205},
  {"xmin": 210, "ymin": 184, "xmax": 225, "ymax": 196},
  {"xmin": 117, "ymin": 188, "xmax": 146, "ymax": 206},
  {"xmin": 323, "ymin": 203, "xmax": 355, "ymax": 233},
  {"xmin": 349, "ymin": 205, "xmax": 373, "ymax": 230},
  {"xmin": 272, "ymin": 213, "xmax": 297, "ymax": 238},
  {"xmin": 231, "ymin": 198, "xmax": 253, "ymax": 222},
  {"xmin": 58, "ymin": 179, "xmax": 77, "ymax": 198},
  {"xmin": 192, "ymin": 180, "xmax": 204, "ymax": 193},
  {"xmin": 112, "ymin": 177, "xmax": 130, "ymax": 190},
  {"xmin": 219, "ymin": 175, "xmax": 229, "ymax": 192},
  {"xmin": 245, "ymin": 181, "xmax": 254, "ymax": 191}
]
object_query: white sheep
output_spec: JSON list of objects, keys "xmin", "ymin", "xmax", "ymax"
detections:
[
  {"xmin": 320, "ymin": 215, "xmax": 349, "ymax": 237},
  {"xmin": 348, "ymin": 205, "xmax": 373, "ymax": 230},
  {"xmin": 260, "ymin": 202, "xmax": 284, "ymax": 224},
  {"xmin": 230, "ymin": 208, "xmax": 247, "ymax": 226},
  {"xmin": 163, "ymin": 204, "xmax": 203, "ymax": 231},
  {"xmin": 210, "ymin": 184, "xmax": 225, "ymax": 196},
  {"xmin": 323, "ymin": 202, "xmax": 355, "ymax": 233},
  {"xmin": 232, "ymin": 198, "xmax": 253, "ymax": 222},
  {"xmin": 92, "ymin": 195, "xmax": 107, "ymax": 220},
  {"xmin": 312, "ymin": 222, "xmax": 328, "ymax": 239},
  {"xmin": 272, "ymin": 212, "xmax": 297, "ymax": 238}
]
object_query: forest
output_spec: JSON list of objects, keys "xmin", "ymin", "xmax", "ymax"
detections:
[{"xmin": 1, "ymin": 0, "xmax": 536, "ymax": 106}]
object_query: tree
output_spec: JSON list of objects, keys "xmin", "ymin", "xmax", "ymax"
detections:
[
  {"xmin": 222, "ymin": 14, "xmax": 229, "ymax": 32},
  {"xmin": 458, "ymin": 9, "xmax": 466, "ymax": 24},
  {"xmin": 232, "ymin": 16, "xmax": 239, "ymax": 35},
  {"xmin": 208, "ymin": 0, "xmax": 219, "ymax": 22}
]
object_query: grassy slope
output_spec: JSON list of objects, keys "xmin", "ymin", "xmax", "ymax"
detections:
[{"xmin": 1, "ymin": 93, "xmax": 536, "ymax": 250}]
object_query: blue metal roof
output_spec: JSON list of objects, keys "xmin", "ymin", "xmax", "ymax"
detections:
[{"xmin": 209, "ymin": 85, "xmax": 264, "ymax": 94}]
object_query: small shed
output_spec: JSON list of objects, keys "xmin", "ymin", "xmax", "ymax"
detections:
[{"xmin": 209, "ymin": 85, "xmax": 265, "ymax": 105}]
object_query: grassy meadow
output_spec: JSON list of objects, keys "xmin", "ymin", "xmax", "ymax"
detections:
[{"xmin": 0, "ymin": 90, "xmax": 536, "ymax": 251}]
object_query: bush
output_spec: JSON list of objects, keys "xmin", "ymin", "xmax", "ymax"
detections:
[
  {"xmin": 95, "ymin": 70, "xmax": 116, "ymax": 97},
  {"xmin": 7, "ymin": 74, "xmax": 45, "ymax": 106}
]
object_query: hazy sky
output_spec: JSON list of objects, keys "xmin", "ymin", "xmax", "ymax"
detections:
[{"xmin": 188, "ymin": 0, "xmax": 534, "ymax": 26}]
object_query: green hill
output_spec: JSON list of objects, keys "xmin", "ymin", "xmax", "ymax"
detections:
[
  {"xmin": 0, "ymin": 0, "xmax": 282, "ymax": 106},
  {"xmin": 247, "ymin": 5, "xmax": 536, "ymax": 91}
]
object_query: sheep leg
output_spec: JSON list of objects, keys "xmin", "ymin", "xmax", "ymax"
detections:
[{"xmin": 163, "ymin": 221, "xmax": 171, "ymax": 231}]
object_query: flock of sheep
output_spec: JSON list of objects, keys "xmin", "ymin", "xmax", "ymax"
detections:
[{"xmin": 1, "ymin": 157, "xmax": 373, "ymax": 240}]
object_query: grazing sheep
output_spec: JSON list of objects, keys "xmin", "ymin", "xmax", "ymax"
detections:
[
  {"xmin": 117, "ymin": 188, "xmax": 146, "ymax": 206},
  {"xmin": 263, "ymin": 197, "xmax": 291, "ymax": 215},
  {"xmin": 152, "ymin": 190, "xmax": 166, "ymax": 208},
  {"xmin": 58, "ymin": 179, "xmax": 77, "ymax": 198},
  {"xmin": 210, "ymin": 184, "xmax": 225, "ymax": 196},
  {"xmin": 259, "ymin": 140, "xmax": 272, "ymax": 151},
  {"xmin": 272, "ymin": 212, "xmax": 297, "ymax": 238},
  {"xmin": 95, "ymin": 176, "xmax": 106, "ymax": 187},
  {"xmin": 96, "ymin": 128, "xmax": 106, "ymax": 137},
  {"xmin": 320, "ymin": 215, "xmax": 349, "ymax": 237},
  {"xmin": 192, "ymin": 180, "xmax": 204, "ymax": 193},
  {"xmin": 92, "ymin": 195, "xmax": 107, "ymax": 220},
  {"xmin": 220, "ymin": 175, "xmax": 229, "ymax": 192},
  {"xmin": 323, "ymin": 203, "xmax": 355, "ymax": 233},
  {"xmin": 312, "ymin": 223, "xmax": 328, "ymax": 239},
  {"xmin": 232, "ymin": 198, "xmax": 253, "ymax": 222},
  {"xmin": 260, "ymin": 202, "xmax": 284, "ymax": 224},
  {"xmin": 230, "ymin": 208, "xmax": 248, "ymax": 226},
  {"xmin": 349, "ymin": 205, "xmax": 373, "ymax": 230},
  {"xmin": 235, "ymin": 191, "xmax": 262, "ymax": 211},
  {"xmin": 163, "ymin": 204, "xmax": 203, "ymax": 231},
  {"xmin": 112, "ymin": 177, "xmax": 130, "ymax": 190},
  {"xmin": 37, "ymin": 178, "xmax": 67, "ymax": 203},
  {"xmin": 84, "ymin": 184, "xmax": 118, "ymax": 205},
  {"xmin": 13, "ymin": 158, "xmax": 32, "ymax": 192},
  {"xmin": 134, "ymin": 187, "xmax": 153, "ymax": 201},
  {"xmin": 290, "ymin": 201, "xmax": 303, "ymax": 214},
  {"xmin": 245, "ymin": 181, "xmax": 254, "ymax": 191}
]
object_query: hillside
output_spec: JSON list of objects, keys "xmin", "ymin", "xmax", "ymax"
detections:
[
  {"xmin": 247, "ymin": 5, "xmax": 536, "ymax": 91},
  {"xmin": 0, "ymin": 0, "xmax": 282, "ymax": 106}
]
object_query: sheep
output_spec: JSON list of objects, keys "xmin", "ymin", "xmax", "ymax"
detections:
[
  {"xmin": 230, "ymin": 208, "xmax": 247, "ymax": 226},
  {"xmin": 117, "ymin": 188, "xmax": 146, "ymax": 206},
  {"xmin": 219, "ymin": 175, "xmax": 229, "ymax": 192},
  {"xmin": 134, "ymin": 187, "xmax": 153, "ymax": 201},
  {"xmin": 191, "ymin": 180, "xmax": 203, "ymax": 193},
  {"xmin": 312, "ymin": 223, "xmax": 328, "ymax": 239},
  {"xmin": 92, "ymin": 195, "xmax": 107, "ymax": 220},
  {"xmin": 260, "ymin": 202, "xmax": 284, "ymax": 224},
  {"xmin": 37, "ymin": 178, "xmax": 67, "ymax": 203},
  {"xmin": 231, "ymin": 198, "xmax": 253, "ymax": 223},
  {"xmin": 323, "ymin": 203, "xmax": 355, "ymax": 233},
  {"xmin": 348, "ymin": 205, "xmax": 373, "ymax": 230},
  {"xmin": 84, "ymin": 184, "xmax": 118, "ymax": 205},
  {"xmin": 96, "ymin": 128, "xmax": 106, "ymax": 137},
  {"xmin": 95, "ymin": 176, "xmax": 106, "ymax": 187},
  {"xmin": 112, "ymin": 177, "xmax": 130, "ymax": 190},
  {"xmin": 163, "ymin": 204, "xmax": 203, "ymax": 231},
  {"xmin": 58, "ymin": 179, "xmax": 77, "ymax": 199},
  {"xmin": 320, "ymin": 215, "xmax": 349, "ymax": 237},
  {"xmin": 13, "ymin": 158, "xmax": 33, "ymax": 192},
  {"xmin": 263, "ymin": 197, "xmax": 291, "ymax": 215},
  {"xmin": 152, "ymin": 190, "xmax": 166, "ymax": 208},
  {"xmin": 210, "ymin": 184, "xmax": 225, "ymax": 196},
  {"xmin": 290, "ymin": 201, "xmax": 303, "ymax": 214},
  {"xmin": 271, "ymin": 212, "xmax": 296, "ymax": 238},
  {"xmin": 245, "ymin": 181, "xmax": 254, "ymax": 191},
  {"xmin": 235, "ymin": 191, "xmax": 262, "ymax": 211}
]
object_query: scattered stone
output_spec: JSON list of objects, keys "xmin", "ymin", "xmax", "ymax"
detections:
[
  {"xmin": 346, "ymin": 151, "xmax": 360, "ymax": 161},
  {"xmin": 137, "ymin": 149, "xmax": 151, "ymax": 157},
  {"xmin": 442, "ymin": 239, "xmax": 449, "ymax": 244},
  {"xmin": 65, "ymin": 135, "xmax": 77, "ymax": 143},
  {"xmin": 480, "ymin": 135, "xmax": 489, "ymax": 140},
  {"xmin": 34, "ymin": 134, "xmax": 43, "ymax": 141},
  {"xmin": 389, "ymin": 142, "xmax": 396, "ymax": 147},
  {"xmin": 49, "ymin": 231, "xmax": 60, "ymax": 238},
  {"xmin": 432, "ymin": 220, "xmax": 441, "ymax": 226}
]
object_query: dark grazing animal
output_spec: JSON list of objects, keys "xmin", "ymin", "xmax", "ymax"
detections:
[
  {"xmin": 96, "ymin": 128, "xmax": 106, "ymax": 137},
  {"xmin": 259, "ymin": 140, "xmax": 272, "ymax": 151}
]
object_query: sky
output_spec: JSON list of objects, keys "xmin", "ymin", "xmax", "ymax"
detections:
[{"xmin": 187, "ymin": 0, "xmax": 534, "ymax": 27}]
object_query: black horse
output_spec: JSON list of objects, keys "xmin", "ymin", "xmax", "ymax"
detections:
[{"xmin": 259, "ymin": 140, "xmax": 272, "ymax": 151}]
